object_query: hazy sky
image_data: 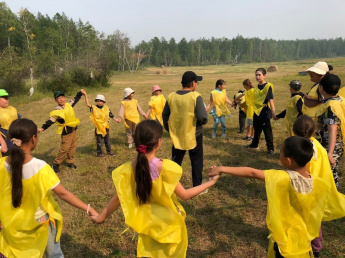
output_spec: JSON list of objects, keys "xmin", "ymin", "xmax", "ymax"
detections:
[{"xmin": 4, "ymin": 0, "xmax": 345, "ymax": 46}]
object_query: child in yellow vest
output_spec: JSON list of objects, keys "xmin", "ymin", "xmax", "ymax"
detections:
[
  {"xmin": 233, "ymin": 90, "xmax": 247, "ymax": 135},
  {"xmin": 38, "ymin": 90, "xmax": 83, "ymax": 173},
  {"xmin": 0, "ymin": 119, "xmax": 98, "ymax": 258},
  {"xmin": 81, "ymin": 90, "xmax": 116, "ymax": 157},
  {"xmin": 209, "ymin": 136, "xmax": 344, "ymax": 257},
  {"xmin": 206, "ymin": 79, "xmax": 232, "ymax": 138},
  {"xmin": 115, "ymin": 87, "xmax": 146, "ymax": 148},
  {"xmin": 145, "ymin": 85, "xmax": 166, "ymax": 125},
  {"xmin": 275, "ymin": 80, "xmax": 304, "ymax": 136},
  {"xmin": 90, "ymin": 120, "xmax": 219, "ymax": 258},
  {"xmin": 315, "ymin": 73, "xmax": 345, "ymax": 188},
  {"xmin": 0, "ymin": 89, "xmax": 22, "ymax": 155},
  {"xmin": 293, "ymin": 114, "xmax": 345, "ymax": 257}
]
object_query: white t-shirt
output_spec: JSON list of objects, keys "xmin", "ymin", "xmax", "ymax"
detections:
[
  {"xmin": 5, "ymin": 158, "xmax": 60, "ymax": 219},
  {"xmin": 286, "ymin": 170, "xmax": 313, "ymax": 194}
]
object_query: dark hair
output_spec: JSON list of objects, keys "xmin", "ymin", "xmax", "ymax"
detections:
[
  {"xmin": 8, "ymin": 118, "xmax": 38, "ymax": 208},
  {"xmin": 293, "ymin": 115, "xmax": 315, "ymax": 138},
  {"xmin": 243, "ymin": 79, "xmax": 251, "ymax": 86},
  {"xmin": 328, "ymin": 65, "xmax": 333, "ymax": 72},
  {"xmin": 182, "ymin": 81, "xmax": 193, "ymax": 88},
  {"xmin": 215, "ymin": 79, "xmax": 226, "ymax": 89},
  {"xmin": 133, "ymin": 120, "xmax": 163, "ymax": 204},
  {"xmin": 255, "ymin": 68, "xmax": 267, "ymax": 75},
  {"xmin": 283, "ymin": 136, "xmax": 313, "ymax": 167},
  {"xmin": 320, "ymin": 73, "xmax": 341, "ymax": 95}
]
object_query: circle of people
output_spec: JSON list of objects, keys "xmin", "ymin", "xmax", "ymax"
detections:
[{"xmin": 1, "ymin": 61, "xmax": 345, "ymax": 258}]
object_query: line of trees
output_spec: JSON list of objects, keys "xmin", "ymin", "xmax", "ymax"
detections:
[{"xmin": 1, "ymin": 2, "xmax": 345, "ymax": 95}]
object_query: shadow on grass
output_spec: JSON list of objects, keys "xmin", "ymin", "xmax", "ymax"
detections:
[{"xmin": 61, "ymin": 233, "xmax": 105, "ymax": 257}]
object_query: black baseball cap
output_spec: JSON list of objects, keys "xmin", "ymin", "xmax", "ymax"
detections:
[
  {"xmin": 54, "ymin": 91, "xmax": 65, "ymax": 99},
  {"xmin": 181, "ymin": 71, "xmax": 203, "ymax": 85}
]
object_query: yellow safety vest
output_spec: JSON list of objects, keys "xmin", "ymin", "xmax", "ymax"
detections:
[
  {"xmin": 167, "ymin": 91, "xmax": 200, "ymax": 150},
  {"xmin": 0, "ymin": 158, "xmax": 63, "ymax": 258},
  {"xmin": 265, "ymin": 169, "xmax": 330, "ymax": 258},
  {"xmin": 0, "ymin": 106, "xmax": 18, "ymax": 130},
  {"xmin": 308, "ymin": 137, "xmax": 345, "ymax": 220},
  {"xmin": 149, "ymin": 94, "xmax": 166, "ymax": 125},
  {"xmin": 302, "ymin": 84, "xmax": 321, "ymax": 120},
  {"xmin": 285, "ymin": 94, "xmax": 303, "ymax": 136},
  {"xmin": 244, "ymin": 88, "xmax": 254, "ymax": 120},
  {"xmin": 315, "ymin": 96, "xmax": 345, "ymax": 148},
  {"xmin": 253, "ymin": 83, "xmax": 274, "ymax": 116},
  {"xmin": 90, "ymin": 105, "xmax": 110, "ymax": 137},
  {"xmin": 211, "ymin": 89, "xmax": 230, "ymax": 117},
  {"xmin": 121, "ymin": 99, "xmax": 140, "ymax": 128},
  {"xmin": 49, "ymin": 103, "xmax": 80, "ymax": 134},
  {"xmin": 338, "ymin": 87, "xmax": 345, "ymax": 99},
  {"xmin": 113, "ymin": 159, "xmax": 187, "ymax": 258}
]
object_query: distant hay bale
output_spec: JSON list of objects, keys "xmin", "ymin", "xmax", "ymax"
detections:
[
  {"xmin": 267, "ymin": 65, "xmax": 278, "ymax": 72},
  {"xmin": 162, "ymin": 69, "xmax": 168, "ymax": 74},
  {"xmin": 155, "ymin": 70, "xmax": 162, "ymax": 74}
]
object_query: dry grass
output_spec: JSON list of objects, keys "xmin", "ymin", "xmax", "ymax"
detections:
[{"xmin": 13, "ymin": 57, "xmax": 345, "ymax": 257}]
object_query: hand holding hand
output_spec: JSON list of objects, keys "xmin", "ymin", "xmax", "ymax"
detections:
[
  {"xmin": 38, "ymin": 128, "xmax": 44, "ymax": 134},
  {"xmin": 81, "ymin": 89, "xmax": 87, "ymax": 95},
  {"xmin": 208, "ymin": 165, "xmax": 222, "ymax": 177}
]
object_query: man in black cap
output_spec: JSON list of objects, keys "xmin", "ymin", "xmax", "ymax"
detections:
[{"xmin": 162, "ymin": 71, "xmax": 208, "ymax": 186}]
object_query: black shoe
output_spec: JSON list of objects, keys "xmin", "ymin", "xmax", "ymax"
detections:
[
  {"xmin": 313, "ymin": 252, "xmax": 320, "ymax": 258},
  {"xmin": 52, "ymin": 163, "xmax": 60, "ymax": 173},
  {"xmin": 245, "ymin": 144, "xmax": 259, "ymax": 150},
  {"xmin": 107, "ymin": 152, "xmax": 115, "ymax": 157},
  {"xmin": 67, "ymin": 163, "xmax": 78, "ymax": 170},
  {"xmin": 96, "ymin": 154, "xmax": 105, "ymax": 158},
  {"xmin": 267, "ymin": 150, "xmax": 274, "ymax": 155}
]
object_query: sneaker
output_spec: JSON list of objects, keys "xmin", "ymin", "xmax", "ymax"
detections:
[
  {"xmin": 107, "ymin": 152, "xmax": 115, "ymax": 157},
  {"xmin": 128, "ymin": 143, "xmax": 133, "ymax": 148},
  {"xmin": 52, "ymin": 163, "xmax": 60, "ymax": 173},
  {"xmin": 267, "ymin": 150, "xmax": 274, "ymax": 155},
  {"xmin": 97, "ymin": 154, "xmax": 105, "ymax": 158},
  {"xmin": 66, "ymin": 163, "xmax": 78, "ymax": 170},
  {"xmin": 245, "ymin": 144, "xmax": 259, "ymax": 150},
  {"xmin": 212, "ymin": 132, "xmax": 216, "ymax": 139},
  {"xmin": 221, "ymin": 134, "xmax": 226, "ymax": 139},
  {"xmin": 243, "ymin": 135, "xmax": 250, "ymax": 140},
  {"xmin": 248, "ymin": 136, "xmax": 253, "ymax": 141}
]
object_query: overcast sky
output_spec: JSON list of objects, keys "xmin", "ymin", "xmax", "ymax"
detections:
[{"xmin": 4, "ymin": 0, "xmax": 345, "ymax": 46}]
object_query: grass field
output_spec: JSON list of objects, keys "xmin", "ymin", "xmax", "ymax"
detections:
[{"xmin": 12, "ymin": 58, "xmax": 345, "ymax": 257}]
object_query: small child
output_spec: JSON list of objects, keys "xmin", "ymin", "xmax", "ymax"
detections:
[
  {"xmin": 81, "ymin": 89, "xmax": 116, "ymax": 157},
  {"xmin": 115, "ymin": 87, "xmax": 146, "ymax": 148},
  {"xmin": 0, "ymin": 119, "xmax": 98, "ymax": 258},
  {"xmin": 275, "ymin": 80, "xmax": 304, "ymax": 136},
  {"xmin": 315, "ymin": 73, "xmax": 345, "ymax": 188},
  {"xmin": 233, "ymin": 90, "xmax": 247, "ymax": 134},
  {"xmin": 293, "ymin": 115, "xmax": 345, "ymax": 257},
  {"xmin": 0, "ymin": 89, "xmax": 22, "ymax": 155},
  {"xmin": 145, "ymin": 85, "xmax": 166, "ymax": 125},
  {"xmin": 209, "ymin": 136, "xmax": 340, "ymax": 257},
  {"xmin": 206, "ymin": 79, "xmax": 232, "ymax": 138},
  {"xmin": 90, "ymin": 120, "xmax": 218, "ymax": 257},
  {"xmin": 38, "ymin": 90, "xmax": 83, "ymax": 173}
]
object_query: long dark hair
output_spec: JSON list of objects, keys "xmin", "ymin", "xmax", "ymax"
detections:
[
  {"xmin": 8, "ymin": 118, "xmax": 37, "ymax": 208},
  {"xmin": 133, "ymin": 120, "xmax": 163, "ymax": 205}
]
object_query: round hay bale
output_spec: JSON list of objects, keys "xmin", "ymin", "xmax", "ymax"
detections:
[{"xmin": 267, "ymin": 65, "xmax": 278, "ymax": 72}]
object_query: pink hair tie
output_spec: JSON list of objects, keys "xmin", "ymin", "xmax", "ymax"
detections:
[{"xmin": 136, "ymin": 145, "xmax": 147, "ymax": 154}]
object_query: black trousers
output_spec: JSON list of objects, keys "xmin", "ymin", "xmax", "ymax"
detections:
[
  {"xmin": 239, "ymin": 109, "xmax": 246, "ymax": 133},
  {"xmin": 172, "ymin": 133, "xmax": 203, "ymax": 186},
  {"xmin": 252, "ymin": 113, "xmax": 274, "ymax": 151},
  {"xmin": 96, "ymin": 128, "xmax": 111, "ymax": 155}
]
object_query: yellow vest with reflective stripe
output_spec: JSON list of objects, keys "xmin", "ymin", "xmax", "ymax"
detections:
[
  {"xmin": 49, "ymin": 103, "xmax": 80, "ymax": 134},
  {"xmin": 253, "ymin": 83, "xmax": 274, "ymax": 116},
  {"xmin": 113, "ymin": 160, "xmax": 187, "ymax": 258},
  {"xmin": 285, "ymin": 94, "xmax": 303, "ymax": 136},
  {"xmin": 245, "ymin": 88, "xmax": 254, "ymax": 120},
  {"xmin": 265, "ymin": 169, "xmax": 330, "ymax": 258},
  {"xmin": 90, "ymin": 105, "xmax": 109, "ymax": 137},
  {"xmin": 121, "ymin": 99, "xmax": 140, "ymax": 128},
  {"xmin": 149, "ymin": 94, "xmax": 166, "ymax": 125},
  {"xmin": 0, "ymin": 106, "xmax": 18, "ymax": 130},
  {"xmin": 0, "ymin": 158, "xmax": 63, "ymax": 258},
  {"xmin": 211, "ymin": 89, "xmax": 230, "ymax": 117},
  {"xmin": 167, "ymin": 91, "xmax": 199, "ymax": 150}
]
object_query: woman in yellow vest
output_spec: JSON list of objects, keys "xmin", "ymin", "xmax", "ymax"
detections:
[
  {"xmin": 293, "ymin": 114, "xmax": 345, "ymax": 257},
  {"xmin": 115, "ymin": 87, "xmax": 146, "ymax": 148},
  {"xmin": 81, "ymin": 90, "xmax": 116, "ymax": 157},
  {"xmin": 302, "ymin": 61, "xmax": 333, "ymax": 120},
  {"xmin": 145, "ymin": 85, "xmax": 166, "ymax": 125},
  {"xmin": 90, "ymin": 120, "xmax": 219, "ymax": 258},
  {"xmin": 209, "ymin": 136, "xmax": 345, "ymax": 257},
  {"xmin": 275, "ymin": 80, "xmax": 304, "ymax": 136},
  {"xmin": 0, "ymin": 89, "xmax": 21, "ymax": 156},
  {"xmin": 0, "ymin": 119, "xmax": 98, "ymax": 258},
  {"xmin": 205, "ymin": 79, "xmax": 233, "ymax": 138}
]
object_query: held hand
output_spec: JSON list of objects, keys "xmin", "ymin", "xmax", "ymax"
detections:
[
  {"xmin": 208, "ymin": 166, "xmax": 222, "ymax": 177},
  {"xmin": 81, "ymin": 89, "xmax": 86, "ymax": 95},
  {"xmin": 114, "ymin": 118, "xmax": 121, "ymax": 123},
  {"xmin": 38, "ymin": 128, "xmax": 44, "ymax": 134},
  {"xmin": 90, "ymin": 214, "xmax": 104, "ymax": 224},
  {"xmin": 88, "ymin": 207, "xmax": 99, "ymax": 217},
  {"xmin": 209, "ymin": 174, "xmax": 220, "ymax": 183},
  {"xmin": 328, "ymin": 153, "xmax": 336, "ymax": 168},
  {"xmin": 273, "ymin": 116, "xmax": 279, "ymax": 121}
]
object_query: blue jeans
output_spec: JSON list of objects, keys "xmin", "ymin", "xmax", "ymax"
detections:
[
  {"xmin": 213, "ymin": 115, "xmax": 226, "ymax": 134},
  {"xmin": 46, "ymin": 220, "xmax": 64, "ymax": 258}
]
